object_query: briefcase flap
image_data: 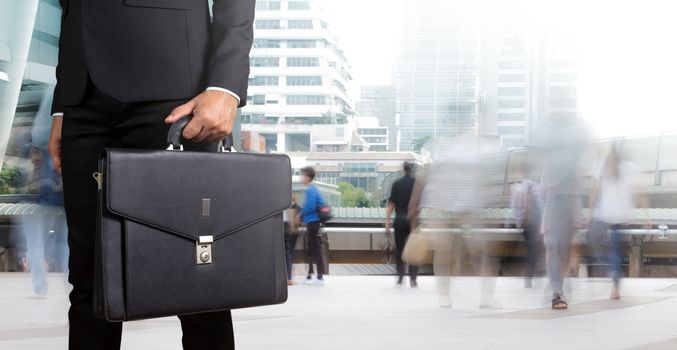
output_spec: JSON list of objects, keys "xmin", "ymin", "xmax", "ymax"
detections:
[{"xmin": 102, "ymin": 149, "xmax": 291, "ymax": 242}]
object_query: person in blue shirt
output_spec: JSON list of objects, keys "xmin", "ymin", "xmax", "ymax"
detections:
[{"xmin": 297, "ymin": 166, "xmax": 326, "ymax": 285}]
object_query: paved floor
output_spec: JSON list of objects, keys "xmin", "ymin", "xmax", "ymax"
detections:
[{"xmin": 2, "ymin": 270, "xmax": 677, "ymax": 349}]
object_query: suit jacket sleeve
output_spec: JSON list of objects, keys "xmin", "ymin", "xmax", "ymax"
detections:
[
  {"xmin": 208, "ymin": 0, "xmax": 256, "ymax": 108},
  {"xmin": 51, "ymin": 0, "xmax": 67, "ymax": 116}
]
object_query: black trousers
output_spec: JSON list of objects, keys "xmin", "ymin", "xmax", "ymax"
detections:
[
  {"xmin": 61, "ymin": 83, "xmax": 234, "ymax": 350},
  {"xmin": 394, "ymin": 217, "xmax": 418, "ymax": 281},
  {"xmin": 305, "ymin": 221, "xmax": 325, "ymax": 277}
]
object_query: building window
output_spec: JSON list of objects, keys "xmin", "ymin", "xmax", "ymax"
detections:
[
  {"xmin": 498, "ymin": 99, "xmax": 525, "ymax": 109},
  {"xmin": 249, "ymin": 76, "xmax": 279, "ymax": 86},
  {"xmin": 287, "ymin": 57, "xmax": 319, "ymax": 67},
  {"xmin": 255, "ymin": 19, "xmax": 281, "ymax": 29},
  {"xmin": 250, "ymin": 57, "xmax": 279, "ymax": 67},
  {"xmin": 288, "ymin": 1, "xmax": 310, "ymax": 10},
  {"xmin": 497, "ymin": 113, "xmax": 525, "ymax": 121},
  {"xmin": 498, "ymin": 87, "xmax": 525, "ymax": 96},
  {"xmin": 360, "ymin": 128, "xmax": 387, "ymax": 136},
  {"xmin": 457, "ymin": 75, "xmax": 476, "ymax": 86},
  {"xmin": 449, "ymin": 103, "xmax": 475, "ymax": 113},
  {"xmin": 286, "ymin": 95, "xmax": 327, "ymax": 105},
  {"xmin": 498, "ymin": 74, "xmax": 526, "ymax": 83},
  {"xmin": 316, "ymin": 172, "xmax": 339, "ymax": 185},
  {"xmin": 497, "ymin": 125, "xmax": 525, "ymax": 135},
  {"xmin": 253, "ymin": 95, "xmax": 266, "ymax": 105},
  {"xmin": 287, "ymin": 40, "xmax": 316, "ymax": 48},
  {"xmin": 241, "ymin": 114, "xmax": 251, "ymax": 123},
  {"xmin": 255, "ymin": 0, "xmax": 280, "ymax": 10},
  {"xmin": 369, "ymin": 145, "xmax": 387, "ymax": 152},
  {"xmin": 364, "ymin": 137, "xmax": 387, "ymax": 144},
  {"xmin": 286, "ymin": 76, "xmax": 322, "ymax": 86},
  {"xmin": 254, "ymin": 39, "xmax": 280, "ymax": 48},
  {"xmin": 288, "ymin": 19, "xmax": 313, "ymax": 29},
  {"xmin": 342, "ymin": 163, "xmax": 377, "ymax": 173}
]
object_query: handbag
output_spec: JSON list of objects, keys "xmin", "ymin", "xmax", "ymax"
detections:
[
  {"xmin": 316, "ymin": 205, "xmax": 332, "ymax": 223},
  {"xmin": 382, "ymin": 230, "xmax": 396, "ymax": 264},
  {"xmin": 93, "ymin": 116, "xmax": 291, "ymax": 322},
  {"xmin": 402, "ymin": 226, "xmax": 431, "ymax": 265}
]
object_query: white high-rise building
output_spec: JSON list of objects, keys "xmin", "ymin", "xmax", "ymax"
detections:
[
  {"xmin": 355, "ymin": 116, "xmax": 389, "ymax": 152},
  {"xmin": 240, "ymin": 0, "xmax": 355, "ymax": 153}
]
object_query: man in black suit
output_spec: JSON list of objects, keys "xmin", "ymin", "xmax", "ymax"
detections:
[{"xmin": 47, "ymin": 1, "xmax": 255, "ymax": 349}]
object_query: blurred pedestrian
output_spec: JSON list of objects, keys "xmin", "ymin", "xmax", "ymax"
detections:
[
  {"xmin": 298, "ymin": 167, "xmax": 327, "ymax": 285},
  {"xmin": 409, "ymin": 135, "xmax": 501, "ymax": 309},
  {"xmin": 22, "ymin": 146, "xmax": 68, "ymax": 298},
  {"xmin": 587, "ymin": 146, "xmax": 649, "ymax": 299},
  {"xmin": 284, "ymin": 196, "xmax": 300, "ymax": 285},
  {"xmin": 538, "ymin": 116, "xmax": 588, "ymax": 310},
  {"xmin": 510, "ymin": 162, "xmax": 543, "ymax": 288},
  {"xmin": 385, "ymin": 162, "xmax": 419, "ymax": 287}
]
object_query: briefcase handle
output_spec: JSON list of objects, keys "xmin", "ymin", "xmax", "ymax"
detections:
[{"xmin": 166, "ymin": 115, "xmax": 234, "ymax": 152}]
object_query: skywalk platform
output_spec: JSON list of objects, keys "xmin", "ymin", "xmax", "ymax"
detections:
[{"xmin": 2, "ymin": 271, "xmax": 677, "ymax": 349}]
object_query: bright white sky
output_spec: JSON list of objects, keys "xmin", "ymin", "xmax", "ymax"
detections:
[
  {"xmin": 319, "ymin": 0, "xmax": 402, "ymax": 86},
  {"xmin": 320, "ymin": 0, "xmax": 677, "ymax": 139}
]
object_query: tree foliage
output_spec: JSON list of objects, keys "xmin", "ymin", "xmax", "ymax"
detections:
[
  {"xmin": 0, "ymin": 166, "xmax": 28, "ymax": 194},
  {"xmin": 337, "ymin": 182, "xmax": 372, "ymax": 208}
]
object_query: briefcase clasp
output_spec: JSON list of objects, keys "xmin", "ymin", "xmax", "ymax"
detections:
[{"xmin": 196, "ymin": 235, "xmax": 213, "ymax": 265}]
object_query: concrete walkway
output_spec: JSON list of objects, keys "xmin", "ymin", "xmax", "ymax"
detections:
[{"xmin": 2, "ymin": 272, "xmax": 677, "ymax": 349}]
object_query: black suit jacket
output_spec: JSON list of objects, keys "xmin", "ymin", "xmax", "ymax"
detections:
[{"xmin": 52, "ymin": 0, "xmax": 254, "ymax": 114}]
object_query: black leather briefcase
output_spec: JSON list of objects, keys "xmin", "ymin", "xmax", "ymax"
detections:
[{"xmin": 93, "ymin": 117, "xmax": 290, "ymax": 322}]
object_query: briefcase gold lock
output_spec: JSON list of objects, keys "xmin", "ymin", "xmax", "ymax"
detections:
[{"xmin": 196, "ymin": 235, "xmax": 213, "ymax": 265}]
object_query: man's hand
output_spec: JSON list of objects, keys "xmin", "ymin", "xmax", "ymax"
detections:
[
  {"xmin": 48, "ymin": 116, "xmax": 63, "ymax": 174},
  {"xmin": 164, "ymin": 90, "xmax": 238, "ymax": 142}
]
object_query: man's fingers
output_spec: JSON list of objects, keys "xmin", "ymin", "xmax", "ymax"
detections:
[
  {"xmin": 165, "ymin": 100, "xmax": 196, "ymax": 124},
  {"xmin": 182, "ymin": 120, "xmax": 204, "ymax": 140},
  {"xmin": 191, "ymin": 128, "xmax": 211, "ymax": 143},
  {"xmin": 49, "ymin": 147, "xmax": 62, "ymax": 175}
]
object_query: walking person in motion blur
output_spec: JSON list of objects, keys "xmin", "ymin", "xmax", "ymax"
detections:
[
  {"xmin": 537, "ymin": 116, "xmax": 588, "ymax": 310},
  {"xmin": 510, "ymin": 162, "xmax": 543, "ymax": 288},
  {"xmin": 284, "ymin": 196, "xmax": 300, "ymax": 285},
  {"xmin": 385, "ymin": 162, "xmax": 419, "ymax": 287},
  {"xmin": 408, "ymin": 135, "xmax": 501, "ymax": 309},
  {"xmin": 587, "ymin": 146, "xmax": 649, "ymax": 299}
]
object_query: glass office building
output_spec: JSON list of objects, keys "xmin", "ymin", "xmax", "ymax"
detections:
[{"xmin": 395, "ymin": 0, "xmax": 482, "ymax": 152}]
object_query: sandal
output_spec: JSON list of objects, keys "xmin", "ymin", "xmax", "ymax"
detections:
[{"xmin": 552, "ymin": 295, "xmax": 568, "ymax": 310}]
